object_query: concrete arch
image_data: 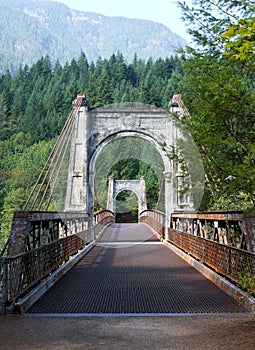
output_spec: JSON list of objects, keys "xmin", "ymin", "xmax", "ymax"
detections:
[
  {"xmin": 86, "ymin": 130, "xmax": 170, "ymax": 225},
  {"xmin": 88, "ymin": 130, "xmax": 169, "ymax": 176},
  {"xmin": 65, "ymin": 101, "xmax": 200, "ymax": 238},
  {"xmin": 107, "ymin": 177, "xmax": 147, "ymax": 215}
]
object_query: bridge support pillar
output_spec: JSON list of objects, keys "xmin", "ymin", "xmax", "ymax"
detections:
[{"xmin": 65, "ymin": 106, "xmax": 89, "ymax": 212}]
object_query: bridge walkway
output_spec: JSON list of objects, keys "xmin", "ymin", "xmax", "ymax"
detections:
[{"xmin": 27, "ymin": 223, "xmax": 247, "ymax": 315}]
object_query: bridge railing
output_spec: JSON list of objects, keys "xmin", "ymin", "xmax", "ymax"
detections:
[
  {"xmin": 0, "ymin": 209, "xmax": 115, "ymax": 315},
  {"xmin": 171, "ymin": 211, "xmax": 254, "ymax": 252},
  {"xmin": 140, "ymin": 209, "xmax": 255, "ymax": 287},
  {"xmin": 0, "ymin": 257, "xmax": 7, "ymax": 315},
  {"xmin": 139, "ymin": 209, "xmax": 165, "ymax": 239},
  {"xmin": 94, "ymin": 209, "xmax": 115, "ymax": 238},
  {"xmin": 168, "ymin": 228, "xmax": 255, "ymax": 284},
  {"xmin": 1, "ymin": 231, "xmax": 90, "ymax": 311},
  {"xmin": 6, "ymin": 211, "xmax": 90, "ymax": 256}
]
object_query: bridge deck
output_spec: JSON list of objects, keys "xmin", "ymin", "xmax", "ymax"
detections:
[{"xmin": 27, "ymin": 223, "xmax": 247, "ymax": 314}]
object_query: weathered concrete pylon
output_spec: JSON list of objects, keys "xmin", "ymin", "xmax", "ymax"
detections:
[{"xmin": 65, "ymin": 94, "xmax": 203, "ymax": 238}]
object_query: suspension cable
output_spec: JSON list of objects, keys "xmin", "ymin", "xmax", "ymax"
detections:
[
  {"xmin": 35, "ymin": 104, "xmax": 77, "ymax": 210},
  {"xmin": 44, "ymin": 122, "xmax": 75, "ymax": 210},
  {"xmin": 23, "ymin": 95, "xmax": 84, "ymax": 210},
  {"xmin": 37, "ymin": 116, "xmax": 74, "ymax": 210},
  {"xmin": 38, "ymin": 108, "xmax": 77, "ymax": 210}
]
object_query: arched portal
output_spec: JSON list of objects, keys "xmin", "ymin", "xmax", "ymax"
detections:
[
  {"xmin": 86, "ymin": 129, "xmax": 174, "ymax": 234},
  {"xmin": 115, "ymin": 190, "xmax": 138, "ymax": 223},
  {"xmin": 107, "ymin": 177, "xmax": 147, "ymax": 215},
  {"xmin": 65, "ymin": 99, "xmax": 204, "ymax": 238},
  {"xmin": 94, "ymin": 135, "xmax": 164, "ymax": 212}
]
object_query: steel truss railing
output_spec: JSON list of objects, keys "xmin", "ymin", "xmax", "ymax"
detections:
[
  {"xmin": 171, "ymin": 211, "xmax": 253, "ymax": 251},
  {"xmin": 0, "ymin": 209, "xmax": 115, "ymax": 315},
  {"xmin": 168, "ymin": 229, "xmax": 255, "ymax": 284},
  {"xmin": 139, "ymin": 209, "xmax": 255, "ymax": 286},
  {"xmin": 6, "ymin": 211, "xmax": 90, "ymax": 256},
  {"xmin": 140, "ymin": 209, "xmax": 165, "ymax": 239}
]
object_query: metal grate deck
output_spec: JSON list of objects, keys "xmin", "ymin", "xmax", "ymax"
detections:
[{"xmin": 27, "ymin": 223, "xmax": 247, "ymax": 314}]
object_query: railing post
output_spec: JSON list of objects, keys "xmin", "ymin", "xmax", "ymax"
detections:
[
  {"xmin": 165, "ymin": 214, "xmax": 170, "ymax": 241},
  {"xmin": 90, "ymin": 213, "xmax": 95, "ymax": 241},
  {"xmin": 1, "ymin": 258, "xmax": 8, "ymax": 315}
]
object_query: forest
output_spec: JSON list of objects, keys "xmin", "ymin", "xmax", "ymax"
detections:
[{"xmin": 0, "ymin": 0, "xmax": 255, "ymax": 250}]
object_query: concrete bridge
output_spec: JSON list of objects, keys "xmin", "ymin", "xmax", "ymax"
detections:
[{"xmin": 0, "ymin": 95, "xmax": 254, "ymax": 316}]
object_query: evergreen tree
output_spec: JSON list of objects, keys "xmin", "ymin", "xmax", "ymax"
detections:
[
  {"xmin": 87, "ymin": 68, "xmax": 113, "ymax": 108},
  {"xmin": 0, "ymin": 93, "xmax": 9, "ymax": 140}
]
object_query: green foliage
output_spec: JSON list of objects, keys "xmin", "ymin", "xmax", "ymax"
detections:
[
  {"xmin": 0, "ymin": 93, "xmax": 9, "ymax": 139},
  {"xmin": 0, "ymin": 136, "xmax": 54, "ymax": 248},
  {"xmin": 116, "ymin": 191, "xmax": 138, "ymax": 221},
  {"xmin": 177, "ymin": 0, "xmax": 255, "ymax": 54},
  {"xmin": 237, "ymin": 272, "xmax": 255, "ymax": 299},
  {"xmin": 94, "ymin": 137, "xmax": 165, "ymax": 212},
  {"xmin": 222, "ymin": 18, "xmax": 255, "ymax": 62},
  {"xmin": 178, "ymin": 0, "xmax": 255, "ymax": 210}
]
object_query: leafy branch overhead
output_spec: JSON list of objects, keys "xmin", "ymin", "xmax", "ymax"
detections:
[{"xmin": 222, "ymin": 18, "xmax": 255, "ymax": 62}]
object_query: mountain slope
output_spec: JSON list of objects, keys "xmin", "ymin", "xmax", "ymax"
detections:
[{"xmin": 0, "ymin": 0, "xmax": 186, "ymax": 75}]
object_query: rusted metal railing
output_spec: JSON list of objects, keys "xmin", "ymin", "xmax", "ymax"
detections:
[
  {"xmin": 171, "ymin": 211, "xmax": 255, "ymax": 252},
  {"xmin": 140, "ymin": 209, "xmax": 255, "ymax": 287},
  {"xmin": 0, "ymin": 257, "xmax": 7, "ymax": 315},
  {"xmin": 0, "ymin": 209, "xmax": 115, "ymax": 315},
  {"xmin": 168, "ymin": 228, "xmax": 255, "ymax": 284},
  {"xmin": 6, "ymin": 211, "xmax": 90, "ymax": 256},
  {"xmin": 4, "ymin": 233, "xmax": 89, "ymax": 306},
  {"xmin": 139, "ymin": 209, "xmax": 165, "ymax": 239}
]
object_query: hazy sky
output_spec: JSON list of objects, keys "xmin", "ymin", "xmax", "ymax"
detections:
[{"xmin": 52, "ymin": 0, "xmax": 191, "ymax": 42}]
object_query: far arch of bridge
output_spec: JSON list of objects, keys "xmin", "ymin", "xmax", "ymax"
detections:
[
  {"xmin": 114, "ymin": 188, "xmax": 142, "ymax": 216},
  {"xmin": 106, "ymin": 177, "xmax": 147, "ymax": 215},
  {"xmin": 115, "ymin": 187, "xmax": 139, "ymax": 199}
]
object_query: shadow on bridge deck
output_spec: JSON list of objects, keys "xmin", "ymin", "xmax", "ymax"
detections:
[{"xmin": 27, "ymin": 223, "xmax": 247, "ymax": 315}]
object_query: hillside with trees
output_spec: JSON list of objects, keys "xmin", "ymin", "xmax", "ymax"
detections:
[{"xmin": 0, "ymin": 0, "xmax": 186, "ymax": 75}]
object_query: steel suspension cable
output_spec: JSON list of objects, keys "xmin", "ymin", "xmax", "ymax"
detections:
[
  {"xmin": 23, "ymin": 106, "xmax": 74, "ymax": 210},
  {"xmin": 30, "ymin": 111, "xmax": 75, "ymax": 210},
  {"xmin": 23, "ymin": 96, "xmax": 83, "ymax": 210},
  {"xmin": 35, "ymin": 103, "xmax": 78, "ymax": 210},
  {"xmin": 44, "ymin": 121, "xmax": 76, "ymax": 210},
  {"xmin": 37, "ymin": 108, "xmax": 77, "ymax": 210}
]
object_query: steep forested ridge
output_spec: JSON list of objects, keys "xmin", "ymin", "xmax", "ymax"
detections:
[{"xmin": 0, "ymin": 0, "xmax": 186, "ymax": 75}]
